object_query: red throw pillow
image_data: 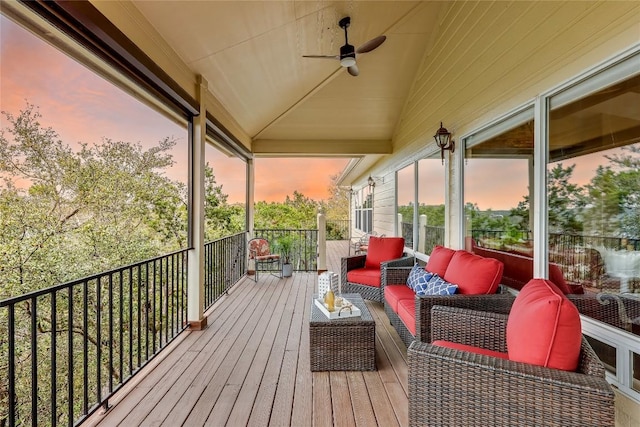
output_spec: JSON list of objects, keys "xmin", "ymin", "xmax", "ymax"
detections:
[
  {"xmin": 364, "ymin": 237, "xmax": 405, "ymax": 269},
  {"xmin": 506, "ymin": 279, "xmax": 582, "ymax": 371},
  {"xmin": 425, "ymin": 245, "xmax": 456, "ymax": 277},
  {"xmin": 549, "ymin": 263, "xmax": 572, "ymax": 294},
  {"xmin": 443, "ymin": 250, "xmax": 503, "ymax": 294}
]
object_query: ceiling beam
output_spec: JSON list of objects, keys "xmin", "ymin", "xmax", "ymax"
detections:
[{"xmin": 252, "ymin": 139, "xmax": 392, "ymax": 156}]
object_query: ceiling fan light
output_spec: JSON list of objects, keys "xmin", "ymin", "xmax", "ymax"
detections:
[{"xmin": 340, "ymin": 56, "xmax": 356, "ymax": 67}]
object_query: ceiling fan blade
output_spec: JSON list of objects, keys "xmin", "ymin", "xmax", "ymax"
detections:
[
  {"xmin": 356, "ymin": 35, "xmax": 386, "ymax": 54},
  {"xmin": 302, "ymin": 55, "xmax": 339, "ymax": 60},
  {"xmin": 347, "ymin": 64, "xmax": 359, "ymax": 77}
]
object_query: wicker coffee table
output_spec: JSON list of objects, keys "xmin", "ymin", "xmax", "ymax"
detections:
[{"xmin": 309, "ymin": 293, "xmax": 376, "ymax": 371}]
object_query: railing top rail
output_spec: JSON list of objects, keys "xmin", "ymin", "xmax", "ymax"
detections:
[
  {"xmin": 0, "ymin": 247, "xmax": 189, "ymax": 307},
  {"xmin": 204, "ymin": 231, "xmax": 247, "ymax": 246}
]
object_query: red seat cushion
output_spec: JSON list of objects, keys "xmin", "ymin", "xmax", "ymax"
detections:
[
  {"xmin": 507, "ymin": 279, "xmax": 582, "ymax": 371},
  {"xmin": 425, "ymin": 245, "xmax": 456, "ymax": 276},
  {"xmin": 384, "ymin": 285, "xmax": 415, "ymax": 312},
  {"xmin": 444, "ymin": 250, "xmax": 503, "ymax": 295},
  {"xmin": 364, "ymin": 237, "xmax": 405, "ymax": 269},
  {"xmin": 397, "ymin": 298, "xmax": 416, "ymax": 336},
  {"xmin": 346, "ymin": 267, "xmax": 382, "ymax": 287},
  {"xmin": 433, "ymin": 340, "xmax": 509, "ymax": 360}
]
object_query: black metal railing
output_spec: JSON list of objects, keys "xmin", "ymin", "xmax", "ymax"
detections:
[
  {"xmin": 0, "ymin": 249, "xmax": 188, "ymax": 427},
  {"xmin": 471, "ymin": 229, "xmax": 533, "ymax": 247},
  {"xmin": 401, "ymin": 222, "xmax": 414, "ymax": 248},
  {"xmin": 204, "ymin": 232, "xmax": 247, "ymax": 311},
  {"xmin": 254, "ymin": 229, "xmax": 318, "ymax": 272},
  {"xmin": 423, "ymin": 226, "xmax": 445, "ymax": 254},
  {"xmin": 326, "ymin": 219, "xmax": 349, "ymax": 240}
]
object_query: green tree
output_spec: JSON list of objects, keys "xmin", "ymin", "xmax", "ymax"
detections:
[
  {"xmin": 584, "ymin": 146, "xmax": 640, "ymax": 238},
  {"xmin": 204, "ymin": 163, "xmax": 245, "ymax": 240},
  {"xmin": 547, "ymin": 163, "xmax": 584, "ymax": 233},
  {"xmin": 254, "ymin": 190, "xmax": 319, "ymax": 229}
]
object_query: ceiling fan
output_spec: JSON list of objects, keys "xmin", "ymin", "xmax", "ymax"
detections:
[{"xmin": 303, "ymin": 16, "xmax": 386, "ymax": 76}]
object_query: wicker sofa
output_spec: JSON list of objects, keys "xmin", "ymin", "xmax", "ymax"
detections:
[
  {"xmin": 407, "ymin": 284, "xmax": 615, "ymax": 427},
  {"xmin": 383, "ymin": 246, "xmax": 508, "ymax": 347}
]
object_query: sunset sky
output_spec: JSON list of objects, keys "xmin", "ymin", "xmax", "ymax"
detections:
[
  {"xmin": 0, "ymin": 15, "xmax": 348, "ymax": 204},
  {"xmin": 1, "ymin": 14, "xmax": 625, "ymax": 211}
]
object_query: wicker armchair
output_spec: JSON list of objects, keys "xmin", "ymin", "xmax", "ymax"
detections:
[
  {"xmin": 382, "ymin": 261, "xmax": 514, "ymax": 347},
  {"xmin": 340, "ymin": 236, "xmax": 412, "ymax": 303},
  {"xmin": 408, "ymin": 305, "xmax": 615, "ymax": 427}
]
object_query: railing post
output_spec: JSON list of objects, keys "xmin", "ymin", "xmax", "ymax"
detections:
[
  {"xmin": 418, "ymin": 214, "xmax": 427, "ymax": 253},
  {"xmin": 317, "ymin": 214, "xmax": 327, "ymax": 273}
]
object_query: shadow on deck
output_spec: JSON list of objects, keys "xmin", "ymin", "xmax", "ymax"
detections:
[{"xmin": 87, "ymin": 240, "xmax": 409, "ymax": 426}]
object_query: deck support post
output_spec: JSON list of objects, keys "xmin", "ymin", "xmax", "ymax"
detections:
[
  {"xmin": 187, "ymin": 75, "xmax": 207, "ymax": 330},
  {"xmin": 317, "ymin": 213, "xmax": 327, "ymax": 273}
]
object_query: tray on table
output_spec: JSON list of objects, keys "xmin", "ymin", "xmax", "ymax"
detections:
[{"xmin": 313, "ymin": 296, "xmax": 362, "ymax": 319}]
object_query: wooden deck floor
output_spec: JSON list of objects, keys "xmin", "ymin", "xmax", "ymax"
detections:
[{"xmin": 87, "ymin": 241, "xmax": 408, "ymax": 427}]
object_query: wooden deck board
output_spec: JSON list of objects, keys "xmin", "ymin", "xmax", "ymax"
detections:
[{"xmin": 89, "ymin": 241, "xmax": 408, "ymax": 427}]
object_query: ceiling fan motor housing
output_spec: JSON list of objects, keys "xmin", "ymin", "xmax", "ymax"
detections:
[{"xmin": 340, "ymin": 44, "xmax": 356, "ymax": 67}]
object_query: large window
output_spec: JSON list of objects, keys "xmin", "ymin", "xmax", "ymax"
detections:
[
  {"xmin": 547, "ymin": 71, "xmax": 640, "ymax": 392},
  {"xmin": 417, "ymin": 158, "xmax": 445, "ymax": 254},
  {"xmin": 354, "ymin": 186, "xmax": 373, "ymax": 233},
  {"xmin": 463, "ymin": 108, "xmax": 535, "ymax": 283},
  {"xmin": 396, "ymin": 163, "xmax": 415, "ymax": 248}
]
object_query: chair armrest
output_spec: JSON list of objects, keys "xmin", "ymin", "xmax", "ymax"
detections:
[
  {"xmin": 415, "ymin": 293, "xmax": 516, "ymax": 343},
  {"xmin": 341, "ymin": 254, "xmax": 366, "ymax": 285},
  {"xmin": 380, "ymin": 256, "xmax": 415, "ymax": 287},
  {"xmin": 408, "ymin": 339, "xmax": 614, "ymax": 427},
  {"xmin": 430, "ymin": 305, "xmax": 509, "ymax": 352}
]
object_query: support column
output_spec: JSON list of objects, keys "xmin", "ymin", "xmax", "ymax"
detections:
[
  {"xmin": 533, "ymin": 96, "xmax": 549, "ymax": 279},
  {"xmin": 246, "ymin": 159, "xmax": 255, "ymax": 274},
  {"xmin": 187, "ymin": 75, "xmax": 208, "ymax": 330},
  {"xmin": 317, "ymin": 213, "xmax": 327, "ymax": 273}
]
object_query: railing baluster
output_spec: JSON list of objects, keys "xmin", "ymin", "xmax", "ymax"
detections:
[
  {"xmin": 30, "ymin": 296, "xmax": 37, "ymax": 427},
  {"xmin": 68, "ymin": 286, "xmax": 73, "ymax": 427},
  {"xmin": 129, "ymin": 266, "xmax": 133, "ymax": 376},
  {"xmin": 51, "ymin": 291, "xmax": 57, "ymax": 427},
  {"xmin": 119, "ymin": 269, "xmax": 124, "ymax": 389},
  {"xmin": 145, "ymin": 262, "xmax": 149, "ymax": 361},
  {"xmin": 108, "ymin": 273, "xmax": 114, "ymax": 394},
  {"xmin": 83, "ymin": 281, "xmax": 88, "ymax": 416},
  {"xmin": 8, "ymin": 304, "xmax": 16, "ymax": 427},
  {"xmin": 137, "ymin": 265, "xmax": 142, "ymax": 368},
  {"xmin": 152, "ymin": 260, "xmax": 157, "ymax": 353},
  {"xmin": 96, "ymin": 276, "xmax": 102, "ymax": 405}
]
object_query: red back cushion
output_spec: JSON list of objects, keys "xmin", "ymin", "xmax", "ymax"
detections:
[
  {"xmin": 364, "ymin": 237, "xmax": 405, "ymax": 269},
  {"xmin": 549, "ymin": 264, "xmax": 572, "ymax": 294},
  {"xmin": 425, "ymin": 245, "xmax": 456, "ymax": 276},
  {"xmin": 507, "ymin": 279, "xmax": 582, "ymax": 371},
  {"xmin": 443, "ymin": 251, "xmax": 503, "ymax": 294}
]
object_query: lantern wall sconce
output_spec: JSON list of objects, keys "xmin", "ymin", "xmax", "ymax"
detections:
[
  {"xmin": 367, "ymin": 175, "xmax": 383, "ymax": 190},
  {"xmin": 434, "ymin": 122, "xmax": 455, "ymax": 164}
]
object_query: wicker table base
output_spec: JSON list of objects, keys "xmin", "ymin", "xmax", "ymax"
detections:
[{"xmin": 309, "ymin": 293, "xmax": 376, "ymax": 371}]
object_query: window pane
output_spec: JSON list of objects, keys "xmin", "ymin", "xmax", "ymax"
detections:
[
  {"xmin": 548, "ymin": 74, "xmax": 640, "ymax": 336},
  {"xmin": 417, "ymin": 158, "xmax": 444, "ymax": 254},
  {"xmin": 464, "ymin": 119, "xmax": 534, "ymax": 288},
  {"xmin": 397, "ymin": 164, "xmax": 415, "ymax": 248}
]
